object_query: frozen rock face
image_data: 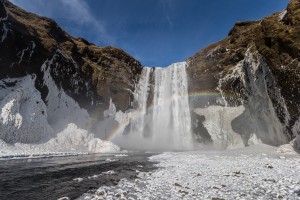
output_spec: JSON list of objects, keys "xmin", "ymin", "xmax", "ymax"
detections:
[
  {"xmin": 0, "ymin": 75, "xmax": 53, "ymax": 143},
  {"xmin": 41, "ymin": 53, "xmax": 90, "ymax": 132},
  {"xmin": 233, "ymin": 50, "xmax": 289, "ymax": 146},
  {"xmin": 188, "ymin": 0, "xmax": 300, "ymax": 148},
  {"xmin": 190, "ymin": 49, "xmax": 289, "ymax": 148},
  {"xmin": 0, "ymin": 0, "xmax": 142, "ymax": 120},
  {"xmin": 194, "ymin": 106, "xmax": 245, "ymax": 149},
  {"xmin": 0, "ymin": 58, "xmax": 121, "ymax": 154},
  {"xmin": 0, "ymin": 73, "xmax": 121, "ymax": 156},
  {"xmin": 0, "ymin": 1, "xmax": 129, "ymax": 154}
]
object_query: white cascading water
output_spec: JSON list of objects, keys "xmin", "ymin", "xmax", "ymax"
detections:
[
  {"xmin": 152, "ymin": 63, "xmax": 193, "ymax": 149},
  {"xmin": 130, "ymin": 67, "xmax": 151, "ymax": 135},
  {"xmin": 119, "ymin": 62, "xmax": 194, "ymax": 150}
]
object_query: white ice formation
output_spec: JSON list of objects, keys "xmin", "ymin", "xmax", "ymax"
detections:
[
  {"xmin": 194, "ymin": 49, "xmax": 290, "ymax": 149},
  {"xmin": 194, "ymin": 106, "xmax": 246, "ymax": 149}
]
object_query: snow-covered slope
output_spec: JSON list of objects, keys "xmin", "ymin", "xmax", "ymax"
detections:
[
  {"xmin": 0, "ymin": 75, "xmax": 53, "ymax": 143},
  {"xmin": 0, "ymin": 59, "xmax": 120, "ymax": 156},
  {"xmin": 0, "ymin": 71, "xmax": 120, "ymax": 157}
]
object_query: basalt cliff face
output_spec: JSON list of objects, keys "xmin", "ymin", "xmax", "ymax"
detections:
[
  {"xmin": 0, "ymin": 0, "xmax": 142, "ymax": 118},
  {"xmin": 0, "ymin": 0, "xmax": 141, "ymax": 145},
  {"xmin": 187, "ymin": 0, "xmax": 300, "ymax": 149}
]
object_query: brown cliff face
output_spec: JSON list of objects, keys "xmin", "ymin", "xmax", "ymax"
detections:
[
  {"xmin": 0, "ymin": 0, "xmax": 142, "ymax": 119},
  {"xmin": 187, "ymin": 0, "xmax": 300, "ymax": 140}
]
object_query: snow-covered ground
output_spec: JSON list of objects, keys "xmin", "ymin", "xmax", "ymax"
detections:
[{"xmin": 79, "ymin": 144, "xmax": 300, "ymax": 200}]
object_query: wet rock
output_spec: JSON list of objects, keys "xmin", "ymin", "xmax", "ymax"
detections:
[
  {"xmin": 211, "ymin": 197, "xmax": 225, "ymax": 200},
  {"xmin": 211, "ymin": 185, "xmax": 226, "ymax": 189},
  {"xmin": 178, "ymin": 189, "xmax": 189, "ymax": 196},
  {"xmin": 265, "ymin": 164, "xmax": 274, "ymax": 169},
  {"xmin": 174, "ymin": 183, "xmax": 182, "ymax": 187}
]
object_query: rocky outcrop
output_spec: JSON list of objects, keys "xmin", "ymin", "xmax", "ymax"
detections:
[
  {"xmin": 0, "ymin": 0, "xmax": 142, "ymax": 144},
  {"xmin": 187, "ymin": 0, "xmax": 300, "ymax": 147},
  {"xmin": 0, "ymin": 0, "xmax": 142, "ymax": 121}
]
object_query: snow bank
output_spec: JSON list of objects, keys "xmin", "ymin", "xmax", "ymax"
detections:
[
  {"xmin": 46, "ymin": 123, "xmax": 120, "ymax": 153},
  {"xmin": 0, "ymin": 123, "xmax": 120, "ymax": 158}
]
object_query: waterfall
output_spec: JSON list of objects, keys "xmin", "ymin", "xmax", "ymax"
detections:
[
  {"xmin": 121, "ymin": 62, "xmax": 193, "ymax": 150},
  {"xmin": 130, "ymin": 67, "xmax": 151, "ymax": 135},
  {"xmin": 151, "ymin": 63, "xmax": 193, "ymax": 149}
]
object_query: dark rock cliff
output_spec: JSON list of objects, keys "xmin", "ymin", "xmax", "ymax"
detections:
[
  {"xmin": 0, "ymin": 0, "xmax": 142, "ymax": 120},
  {"xmin": 187, "ymin": 0, "xmax": 300, "ymax": 145}
]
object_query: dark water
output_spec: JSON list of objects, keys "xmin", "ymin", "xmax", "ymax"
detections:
[{"xmin": 0, "ymin": 153, "xmax": 157, "ymax": 200}]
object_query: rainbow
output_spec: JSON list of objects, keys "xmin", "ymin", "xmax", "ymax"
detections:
[{"xmin": 104, "ymin": 90, "xmax": 224, "ymax": 142}]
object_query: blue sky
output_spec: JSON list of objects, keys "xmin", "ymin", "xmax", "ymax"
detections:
[{"xmin": 10, "ymin": 0, "xmax": 289, "ymax": 66}]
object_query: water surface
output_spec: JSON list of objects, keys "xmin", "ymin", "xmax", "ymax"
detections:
[{"xmin": 0, "ymin": 152, "xmax": 156, "ymax": 200}]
